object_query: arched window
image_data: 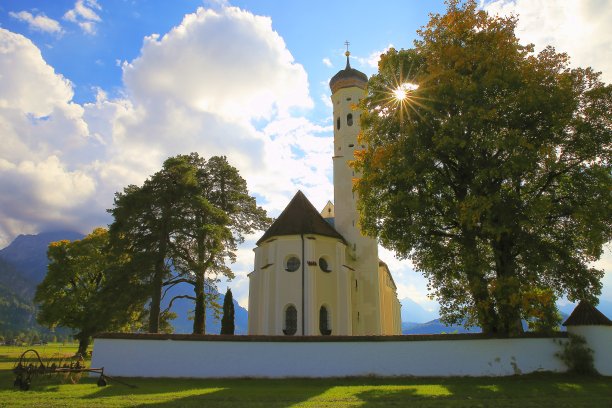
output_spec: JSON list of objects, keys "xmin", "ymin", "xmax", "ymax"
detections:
[
  {"xmin": 347, "ymin": 113, "xmax": 353, "ymax": 126},
  {"xmin": 284, "ymin": 305, "xmax": 297, "ymax": 335},
  {"xmin": 336, "ymin": 117, "xmax": 341, "ymax": 130},
  {"xmin": 319, "ymin": 306, "xmax": 331, "ymax": 335}
]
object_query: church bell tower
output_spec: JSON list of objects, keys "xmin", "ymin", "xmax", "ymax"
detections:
[{"xmin": 329, "ymin": 45, "xmax": 382, "ymax": 335}]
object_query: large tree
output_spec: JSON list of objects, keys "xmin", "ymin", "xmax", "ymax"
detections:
[
  {"xmin": 108, "ymin": 159, "xmax": 194, "ymax": 333},
  {"xmin": 35, "ymin": 228, "xmax": 145, "ymax": 355},
  {"xmin": 167, "ymin": 154, "xmax": 269, "ymax": 334},
  {"xmin": 110, "ymin": 153, "xmax": 269, "ymax": 334},
  {"xmin": 355, "ymin": 0, "xmax": 612, "ymax": 335}
]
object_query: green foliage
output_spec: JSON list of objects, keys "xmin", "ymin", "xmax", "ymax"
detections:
[
  {"xmin": 109, "ymin": 153, "xmax": 270, "ymax": 334},
  {"xmin": 0, "ymin": 284, "xmax": 34, "ymax": 334},
  {"xmin": 220, "ymin": 288, "xmax": 235, "ymax": 335},
  {"xmin": 556, "ymin": 334, "xmax": 598, "ymax": 375},
  {"xmin": 34, "ymin": 229, "xmax": 146, "ymax": 354},
  {"xmin": 355, "ymin": 0, "xmax": 611, "ymax": 335}
]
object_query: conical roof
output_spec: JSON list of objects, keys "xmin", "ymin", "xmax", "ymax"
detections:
[
  {"xmin": 562, "ymin": 300, "xmax": 612, "ymax": 326},
  {"xmin": 329, "ymin": 54, "xmax": 368, "ymax": 94},
  {"xmin": 256, "ymin": 191, "xmax": 346, "ymax": 245}
]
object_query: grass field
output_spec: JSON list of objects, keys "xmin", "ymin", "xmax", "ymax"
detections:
[{"xmin": 1, "ymin": 344, "xmax": 610, "ymax": 407}]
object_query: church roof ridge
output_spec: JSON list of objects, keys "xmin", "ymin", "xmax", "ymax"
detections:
[{"xmin": 256, "ymin": 191, "xmax": 346, "ymax": 245}]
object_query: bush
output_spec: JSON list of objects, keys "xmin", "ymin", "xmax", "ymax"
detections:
[{"xmin": 556, "ymin": 334, "xmax": 598, "ymax": 375}]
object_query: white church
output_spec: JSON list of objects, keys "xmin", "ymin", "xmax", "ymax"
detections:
[{"xmin": 248, "ymin": 51, "xmax": 402, "ymax": 336}]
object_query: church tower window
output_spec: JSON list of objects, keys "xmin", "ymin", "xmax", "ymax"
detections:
[
  {"xmin": 336, "ymin": 117, "xmax": 341, "ymax": 130},
  {"xmin": 283, "ymin": 305, "xmax": 297, "ymax": 335},
  {"xmin": 347, "ymin": 113, "xmax": 353, "ymax": 126},
  {"xmin": 319, "ymin": 306, "xmax": 331, "ymax": 335},
  {"xmin": 285, "ymin": 256, "xmax": 300, "ymax": 272}
]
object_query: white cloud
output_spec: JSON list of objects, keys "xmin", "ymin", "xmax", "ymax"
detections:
[
  {"xmin": 9, "ymin": 11, "xmax": 63, "ymax": 34},
  {"xmin": 0, "ymin": 6, "xmax": 331, "ymax": 311},
  {"xmin": 322, "ymin": 57, "xmax": 332, "ymax": 67},
  {"xmin": 0, "ymin": 29, "xmax": 101, "ymax": 244},
  {"xmin": 64, "ymin": 0, "xmax": 102, "ymax": 34},
  {"xmin": 123, "ymin": 7, "xmax": 312, "ymax": 122},
  {"xmin": 483, "ymin": 0, "xmax": 612, "ymax": 83}
]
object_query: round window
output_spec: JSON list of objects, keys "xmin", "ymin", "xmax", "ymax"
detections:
[
  {"xmin": 286, "ymin": 256, "xmax": 300, "ymax": 272},
  {"xmin": 319, "ymin": 257, "xmax": 331, "ymax": 273}
]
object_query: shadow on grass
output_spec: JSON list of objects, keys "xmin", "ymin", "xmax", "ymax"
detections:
[
  {"xmin": 353, "ymin": 374, "xmax": 612, "ymax": 408},
  {"xmin": 113, "ymin": 375, "xmax": 612, "ymax": 408},
  {"xmin": 84, "ymin": 377, "xmax": 335, "ymax": 408}
]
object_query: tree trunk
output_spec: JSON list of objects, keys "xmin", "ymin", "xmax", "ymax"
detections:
[
  {"xmin": 193, "ymin": 272, "xmax": 205, "ymax": 334},
  {"xmin": 462, "ymin": 231, "xmax": 499, "ymax": 334},
  {"xmin": 492, "ymin": 233, "xmax": 524, "ymax": 336},
  {"xmin": 149, "ymin": 220, "xmax": 169, "ymax": 333},
  {"xmin": 148, "ymin": 264, "xmax": 163, "ymax": 333},
  {"xmin": 192, "ymin": 224, "xmax": 206, "ymax": 334},
  {"xmin": 76, "ymin": 334, "xmax": 90, "ymax": 357}
]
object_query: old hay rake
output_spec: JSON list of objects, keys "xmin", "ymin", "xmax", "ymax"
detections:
[{"xmin": 12, "ymin": 349, "xmax": 110, "ymax": 391}]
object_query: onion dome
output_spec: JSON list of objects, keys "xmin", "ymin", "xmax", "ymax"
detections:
[{"xmin": 329, "ymin": 51, "xmax": 368, "ymax": 94}]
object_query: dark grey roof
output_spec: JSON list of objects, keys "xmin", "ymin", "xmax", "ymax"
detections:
[
  {"xmin": 329, "ymin": 56, "xmax": 368, "ymax": 93},
  {"xmin": 256, "ymin": 191, "xmax": 346, "ymax": 245},
  {"xmin": 562, "ymin": 301, "xmax": 612, "ymax": 326}
]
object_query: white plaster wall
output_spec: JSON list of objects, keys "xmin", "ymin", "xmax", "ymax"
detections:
[
  {"xmin": 568, "ymin": 326, "xmax": 612, "ymax": 375},
  {"xmin": 92, "ymin": 337, "xmax": 568, "ymax": 378}
]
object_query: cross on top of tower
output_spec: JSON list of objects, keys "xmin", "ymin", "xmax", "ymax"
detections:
[{"xmin": 344, "ymin": 41, "xmax": 350, "ymax": 57}]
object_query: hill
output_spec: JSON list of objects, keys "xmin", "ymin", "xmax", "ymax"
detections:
[
  {"xmin": 400, "ymin": 297, "xmax": 439, "ymax": 323},
  {"xmin": 0, "ymin": 231, "xmax": 84, "ymax": 284}
]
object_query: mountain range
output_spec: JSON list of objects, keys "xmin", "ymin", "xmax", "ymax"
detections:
[{"xmin": 1, "ymin": 231, "xmax": 611, "ymax": 337}]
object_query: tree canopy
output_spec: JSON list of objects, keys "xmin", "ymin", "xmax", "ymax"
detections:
[
  {"xmin": 35, "ymin": 228, "xmax": 146, "ymax": 354},
  {"xmin": 354, "ymin": 0, "xmax": 612, "ymax": 335},
  {"xmin": 109, "ymin": 153, "xmax": 269, "ymax": 334}
]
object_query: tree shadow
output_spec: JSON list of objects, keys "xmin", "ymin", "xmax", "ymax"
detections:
[
  {"xmin": 353, "ymin": 374, "xmax": 612, "ymax": 407},
  {"xmin": 82, "ymin": 377, "xmax": 334, "ymax": 407}
]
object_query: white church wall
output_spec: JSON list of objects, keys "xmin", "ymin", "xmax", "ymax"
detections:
[
  {"xmin": 273, "ymin": 236, "xmax": 304, "ymax": 334},
  {"xmin": 92, "ymin": 334, "xmax": 570, "ymax": 378},
  {"xmin": 567, "ymin": 326, "xmax": 612, "ymax": 375}
]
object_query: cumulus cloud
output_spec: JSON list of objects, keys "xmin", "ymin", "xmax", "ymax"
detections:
[
  {"xmin": 63, "ymin": 0, "xmax": 102, "ymax": 34},
  {"xmin": 483, "ymin": 0, "xmax": 612, "ymax": 82},
  {"xmin": 0, "ymin": 4, "xmax": 330, "ymax": 284},
  {"xmin": 9, "ymin": 11, "xmax": 63, "ymax": 34},
  {"xmin": 322, "ymin": 57, "xmax": 332, "ymax": 67},
  {"xmin": 123, "ymin": 7, "xmax": 312, "ymax": 121},
  {"xmin": 0, "ymin": 29, "xmax": 100, "ymax": 243}
]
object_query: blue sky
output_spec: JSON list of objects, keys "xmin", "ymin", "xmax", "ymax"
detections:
[{"xmin": 0, "ymin": 0, "xmax": 610, "ymax": 313}]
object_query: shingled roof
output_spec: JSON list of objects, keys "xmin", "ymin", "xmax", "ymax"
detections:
[
  {"xmin": 256, "ymin": 191, "xmax": 346, "ymax": 246},
  {"xmin": 562, "ymin": 300, "xmax": 612, "ymax": 326}
]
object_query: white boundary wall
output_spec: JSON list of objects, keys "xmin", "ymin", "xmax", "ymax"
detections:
[
  {"xmin": 568, "ymin": 326, "xmax": 612, "ymax": 375},
  {"xmin": 92, "ymin": 335, "xmax": 570, "ymax": 378}
]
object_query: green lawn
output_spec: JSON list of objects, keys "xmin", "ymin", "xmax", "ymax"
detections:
[{"xmin": 1, "ymin": 345, "xmax": 610, "ymax": 407}]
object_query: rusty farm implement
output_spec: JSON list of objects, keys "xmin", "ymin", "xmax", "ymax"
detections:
[{"xmin": 12, "ymin": 349, "xmax": 109, "ymax": 391}]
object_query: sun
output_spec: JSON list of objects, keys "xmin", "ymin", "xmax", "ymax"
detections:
[{"xmin": 393, "ymin": 82, "xmax": 419, "ymax": 101}]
